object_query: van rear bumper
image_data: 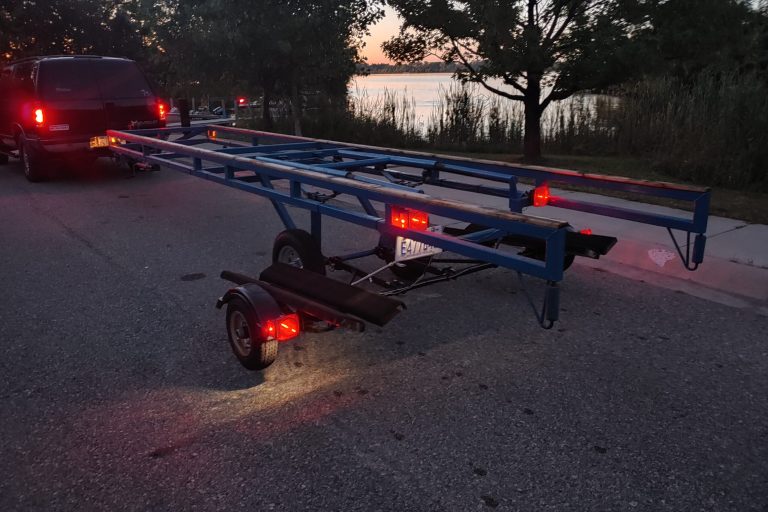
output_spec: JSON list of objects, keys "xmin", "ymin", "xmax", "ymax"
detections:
[{"xmin": 25, "ymin": 136, "xmax": 111, "ymax": 158}]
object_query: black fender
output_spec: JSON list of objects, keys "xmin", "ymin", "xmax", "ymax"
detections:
[
  {"xmin": 12, "ymin": 124, "xmax": 26, "ymax": 148},
  {"xmin": 216, "ymin": 283, "xmax": 282, "ymax": 325}
]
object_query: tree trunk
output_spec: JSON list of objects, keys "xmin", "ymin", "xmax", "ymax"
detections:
[
  {"xmin": 523, "ymin": 101, "xmax": 542, "ymax": 161},
  {"xmin": 523, "ymin": 72, "xmax": 542, "ymax": 161}
]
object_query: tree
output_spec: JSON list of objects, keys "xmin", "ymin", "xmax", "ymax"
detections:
[
  {"xmin": 208, "ymin": 0, "xmax": 382, "ymax": 132},
  {"xmin": 635, "ymin": 0, "xmax": 756, "ymax": 79},
  {"xmin": 0, "ymin": 0, "xmax": 146, "ymax": 62},
  {"xmin": 383, "ymin": 0, "xmax": 640, "ymax": 159}
]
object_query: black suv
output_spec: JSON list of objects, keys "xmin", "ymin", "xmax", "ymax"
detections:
[{"xmin": 0, "ymin": 55, "xmax": 166, "ymax": 181}]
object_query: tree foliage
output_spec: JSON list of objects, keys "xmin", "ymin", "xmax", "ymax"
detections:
[
  {"xmin": 201, "ymin": 0, "xmax": 382, "ymax": 129},
  {"xmin": 383, "ymin": 0, "xmax": 642, "ymax": 159},
  {"xmin": 626, "ymin": 0, "xmax": 760, "ymax": 79},
  {"xmin": 0, "ymin": 0, "xmax": 147, "ymax": 61},
  {"xmin": 1, "ymin": 0, "xmax": 382, "ymax": 133},
  {"xmin": 382, "ymin": 0, "xmax": 765, "ymax": 159}
]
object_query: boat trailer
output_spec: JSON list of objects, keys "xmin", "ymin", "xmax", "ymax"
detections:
[{"xmin": 108, "ymin": 125, "xmax": 711, "ymax": 370}]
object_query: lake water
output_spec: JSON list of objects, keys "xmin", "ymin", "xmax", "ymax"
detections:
[
  {"xmin": 350, "ymin": 73, "xmax": 520, "ymax": 120},
  {"xmin": 350, "ymin": 73, "xmax": 518, "ymax": 108},
  {"xmin": 349, "ymin": 72, "xmax": 607, "ymax": 130}
]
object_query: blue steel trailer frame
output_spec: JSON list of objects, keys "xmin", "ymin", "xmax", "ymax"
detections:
[{"xmin": 108, "ymin": 124, "xmax": 711, "ymax": 328}]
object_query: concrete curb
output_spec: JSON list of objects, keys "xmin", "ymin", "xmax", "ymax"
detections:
[{"xmin": 578, "ymin": 237, "xmax": 768, "ymax": 314}]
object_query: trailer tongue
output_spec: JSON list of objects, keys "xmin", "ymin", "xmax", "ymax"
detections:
[{"xmin": 109, "ymin": 125, "xmax": 710, "ymax": 370}]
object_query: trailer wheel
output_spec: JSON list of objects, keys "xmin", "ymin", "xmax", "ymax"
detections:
[
  {"xmin": 225, "ymin": 297, "xmax": 278, "ymax": 371},
  {"xmin": 273, "ymin": 229, "xmax": 326, "ymax": 275},
  {"xmin": 464, "ymin": 223, "xmax": 502, "ymax": 247},
  {"xmin": 523, "ymin": 249, "xmax": 575, "ymax": 271},
  {"xmin": 390, "ymin": 257, "xmax": 430, "ymax": 281}
]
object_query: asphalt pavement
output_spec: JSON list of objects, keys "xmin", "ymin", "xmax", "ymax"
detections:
[{"xmin": 1, "ymin": 159, "xmax": 766, "ymax": 511}]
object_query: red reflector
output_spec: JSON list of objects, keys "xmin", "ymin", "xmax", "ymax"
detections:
[
  {"xmin": 580, "ymin": 228, "xmax": 592, "ymax": 235},
  {"xmin": 533, "ymin": 184, "xmax": 550, "ymax": 207},
  {"xmin": 390, "ymin": 206, "xmax": 429, "ymax": 231},
  {"xmin": 262, "ymin": 314, "xmax": 300, "ymax": 342},
  {"xmin": 262, "ymin": 320, "xmax": 276, "ymax": 339},
  {"xmin": 34, "ymin": 108, "xmax": 44, "ymax": 125}
]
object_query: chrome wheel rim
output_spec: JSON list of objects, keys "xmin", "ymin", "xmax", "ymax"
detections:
[
  {"xmin": 229, "ymin": 310, "xmax": 253, "ymax": 357},
  {"xmin": 277, "ymin": 246, "xmax": 303, "ymax": 268}
]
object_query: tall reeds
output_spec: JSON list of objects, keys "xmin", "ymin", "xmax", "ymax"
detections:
[
  {"xmin": 595, "ymin": 73, "xmax": 768, "ymax": 188},
  {"xmin": 248, "ymin": 73, "xmax": 768, "ymax": 189}
]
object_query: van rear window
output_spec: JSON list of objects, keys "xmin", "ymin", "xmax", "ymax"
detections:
[
  {"xmin": 39, "ymin": 60, "xmax": 101, "ymax": 100},
  {"xmin": 39, "ymin": 59, "xmax": 153, "ymax": 100},
  {"xmin": 94, "ymin": 60, "xmax": 154, "ymax": 99}
]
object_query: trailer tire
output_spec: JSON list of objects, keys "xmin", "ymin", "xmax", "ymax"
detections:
[
  {"xmin": 273, "ymin": 229, "xmax": 326, "ymax": 275},
  {"xmin": 225, "ymin": 296, "xmax": 278, "ymax": 371},
  {"xmin": 390, "ymin": 257, "xmax": 430, "ymax": 281},
  {"xmin": 524, "ymin": 250, "xmax": 575, "ymax": 271},
  {"xmin": 464, "ymin": 223, "xmax": 502, "ymax": 247}
]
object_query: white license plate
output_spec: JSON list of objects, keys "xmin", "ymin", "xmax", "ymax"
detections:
[
  {"xmin": 395, "ymin": 226, "xmax": 443, "ymax": 262},
  {"xmin": 89, "ymin": 136, "xmax": 109, "ymax": 149}
]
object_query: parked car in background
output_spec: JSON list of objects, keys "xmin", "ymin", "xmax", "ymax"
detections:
[{"xmin": 0, "ymin": 55, "xmax": 166, "ymax": 181}]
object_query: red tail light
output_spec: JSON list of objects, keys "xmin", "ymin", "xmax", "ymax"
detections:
[
  {"xmin": 580, "ymin": 228, "xmax": 592, "ymax": 235},
  {"xmin": 262, "ymin": 313, "xmax": 300, "ymax": 342},
  {"xmin": 391, "ymin": 206, "xmax": 409, "ymax": 229},
  {"xmin": 238, "ymin": 97, "xmax": 247, "ymax": 106},
  {"xmin": 390, "ymin": 206, "xmax": 429, "ymax": 231},
  {"xmin": 157, "ymin": 102, "xmax": 167, "ymax": 121},
  {"xmin": 532, "ymin": 184, "xmax": 550, "ymax": 207},
  {"xmin": 276, "ymin": 314, "xmax": 300, "ymax": 341},
  {"xmin": 34, "ymin": 108, "xmax": 44, "ymax": 126},
  {"xmin": 410, "ymin": 211, "xmax": 429, "ymax": 230},
  {"xmin": 207, "ymin": 129, "xmax": 217, "ymax": 139}
]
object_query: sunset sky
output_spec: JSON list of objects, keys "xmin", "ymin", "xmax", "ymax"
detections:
[{"xmin": 361, "ymin": 6, "xmax": 401, "ymax": 64}]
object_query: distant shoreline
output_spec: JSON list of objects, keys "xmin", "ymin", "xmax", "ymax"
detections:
[{"xmin": 358, "ymin": 62, "xmax": 462, "ymax": 74}]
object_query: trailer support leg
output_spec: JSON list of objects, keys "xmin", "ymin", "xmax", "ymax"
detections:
[
  {"xmin": 544, "ymin": 281, "xmax": 559, "ymax": 326},
  {"xmin": 518, "ymin": 274, "xmax": 559, "ymax": 329},
  {"xmin": 667, "ymin": 229, "xmax": 706, "ymax": 271}
]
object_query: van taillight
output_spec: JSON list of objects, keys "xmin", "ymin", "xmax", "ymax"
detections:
[
  {"xmin": 157, "ymin": 102, "xmax": 167, "ymax": 121},
  {"xmin": 34, "ymin": 108, "xmax": 44, "ymax": 126}
]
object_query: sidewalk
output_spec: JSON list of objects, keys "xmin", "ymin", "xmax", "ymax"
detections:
[{"xmin": 416, "ymin": 179, "xmax": 768, "ymax": 313}]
